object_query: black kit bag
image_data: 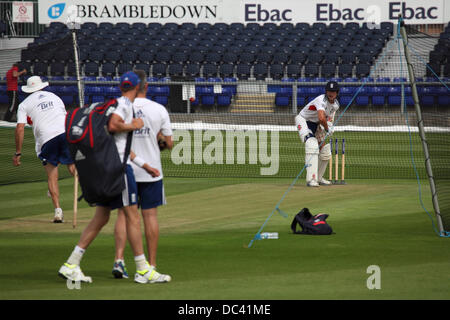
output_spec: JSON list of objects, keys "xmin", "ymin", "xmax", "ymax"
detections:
[
  {"xmin": 65, "ymin": 99, "xmax": 132, "ymax": 205},
  {"xmin": 291, "ymin": 208, "xmax": 333, "ymax": 235}
]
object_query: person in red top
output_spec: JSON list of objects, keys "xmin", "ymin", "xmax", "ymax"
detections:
[{"xmin": 4, "ymin": 62, "xmax": 27, "ymax": 122}]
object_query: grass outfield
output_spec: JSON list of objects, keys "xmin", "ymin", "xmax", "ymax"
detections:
[{"xmin": 0, "ymin": 177, "xmax": 449, "ymax": 300}]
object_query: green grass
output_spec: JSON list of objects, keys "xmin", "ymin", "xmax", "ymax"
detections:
[{"xmin": 0, "ymin": 177, "xmax": 449, "ymax": 300}]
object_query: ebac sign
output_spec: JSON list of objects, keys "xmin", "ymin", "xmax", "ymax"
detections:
[
  {"xmin": 242, "ymin": 0, "xmax": 447, "ymax": 24},
  {"xmin": 314, "ymin": 2, "xmax": 439, "ymax": 22}
]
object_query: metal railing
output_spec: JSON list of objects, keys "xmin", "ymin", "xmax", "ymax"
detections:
[{"xmin": 0, "ymin": 0, "xmax": 44, "ymax": 37}]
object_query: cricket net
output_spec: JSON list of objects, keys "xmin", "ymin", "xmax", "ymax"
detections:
[{"xmin": 0, "ymin": 20, "xmax": 449, "ymax": 234}]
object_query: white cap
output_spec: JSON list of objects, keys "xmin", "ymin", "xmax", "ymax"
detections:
[{"xmin": 22, "ymin": 76, "xmax": 49, "ymax": 93}]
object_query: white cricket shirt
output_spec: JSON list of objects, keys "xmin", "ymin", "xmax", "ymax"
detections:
[
  {"xmin": 131, "ymin": 97, "xmax": 173, "ymax": 182},
  {"xmin": 113, "ymin": 96, "xmax": 134, "ymax": 163},
  {"xmin": 299, "ymin": 94, "xmax": 339, "ymax": 123},
  {"xmin": 16, "ymin": 90, "xmax": 67, "ymax": 155}
]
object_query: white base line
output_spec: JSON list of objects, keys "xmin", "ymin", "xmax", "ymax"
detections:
[
  {"xmin": 171, "ymin": 123, "xmax": 450, "ymax": 133},
  {"xmin": 2, "ymin": 121, "xmax": 448, "ymax": 133}
]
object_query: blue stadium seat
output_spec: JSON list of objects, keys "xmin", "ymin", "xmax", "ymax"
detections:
[
  {"xmin": 242, "ymin": 46, "xmax": 259, "ymax": 55},
  {"xmin": 183, "ymin": 63, "xmax": 200, "ymax": 79},
  {"xmin": 275, "ymin": 86, "xmax": 292, "ymax": 107},
  {"xmin": 50, "ymin": 62, "xmax": 65, "ymax": 76},
  {"xmin": 321, "ymin": 64, "xmax": 336, "ymax": 78},
  {"xmin": 88, "ymin": 51, "xmax": 105, "ymax": 62},
  {"xmin": 341, "ymin": 53, "xmax": 356, "ymax": 64},
  {"xmin": 134, "ymin": 63, "xmax": 150, "ymax": 75},
  {"xmin": 205, "ymin": 52, "xmax": 222, "ymax": 64},
  {"xmin": 121, "ymin": 51, "xmax": 137, "ymax": 64},
  {"xmin": 148, "ymin": 23, "xmax": 162, "ymax": 31},
  {"xmin": 286, "ymin": 64, "xmax": 301, "ymax": 78},
  {"xmin": 435, "ymin": 86, "xmax": 450, "ymax": 106},
  {"xmin": 171, "ymin": 51, "xmax": 188, "ymax": 65},
  {"xmin": 219, "ymin": 64, "xmax": 235, "ymax": 78},
  {"xmin": 444, "ymin": 64, "xmax": 450, "ymax": 77},
  {"xmin": 222, "ymin": 52, "xmax": 239, "ymax": 64},
  {"xmin": 273, "ymin": 52, "xmax": 289, "ymax": 65},
  {"xmin": 355, "ymin": 64, "xmax": 371, "ymax": 78},
  {"xmin": 167, "ymin": 63, "xmax": 184, "ymax": 79},
  {"xmin": 104, "ymin": 51, "xmax": 121, "ymax": 63},
  {"xmin": 149, "ymin": 85, "xmax": 169, "ymax": 106},
  {"xmin": 32, "ymin": 61, "xmax": 48, "ymax": 76},
  {"xmin": 304, "ymin": 64, "xmax": 319, "ymax": 78},
  {"xmin": 118, "ymin": 63, "xmax": 133, "ymax": 76},
  {"xmin": 338, "ymin": 64, "xmax": 353, "ymax": 78},
  {"xmin": 418, "ymin": 87, "xmax": 435, "ymax": 106},
  {"xmin": 0, "ymin": 85, "xmax": 8, "ymax": 104},
  {"xmin": 380, "ymin": 22, "xmax": 394, "ymax": 35},
  {"xmin": 355, "ymin": 87, "xmax": 369, "ymax": 106},
  {"xmin": 358, "ymin": 53, "xmax": 373, "ymax": 65},
  {"xmin": 239, "ymin": 52, "xmax": 255, "ymax": 65},
  {"xmin": 323, "ymin": 54, "xmax": 339, "ymax": 64},
  {"xmin": 59, "ymin": 86, "xmax": 75, "ymax": 105},
  {"xmin": 85, "ymin": 86, "xmax": 104, "ymax": 104},
  {"xmin": 155, "ymin": 51, "xmax": 171, "ymax": 63},
  {"xmin": 371, "ymin": 86, "xmax": 387, "ymax": 106},
  {"xmin": 152, "ymin": 63, "xmax": 167, "ymax": 77},
  {"xmin": 339, "ymin": 86, "xmax": 356, "ymax": 106},
  {"xmin": 198, "ymin": 81, "xmax": 215, "ymax": 106},
  {"xmin": 217, "ymin": 87, "xmax": 233, "ymax": 107},
  {"xmin": 270, "ymin": 64, "xmax": 284, "ymax": 80},
  {"xmin": 84, "ymin": 61, "xmax": 100, "ymax": 76},
  {"xmin": 307, "ymin": 54, "xmax": 323, "ymax": 64},
  {"xmin": 101, "ymin": 62, "xmax": 116, "ymax": 77},
  {"xmin": 254, "ymin": 64, "xmax": 269, "ymax": 80},
  {"xmin": 236, "ymin": 63, "xmax": 251, "ymax": 80},
  {"xmin": 387, "ymin": 86, "xmax": 402, "ymax": 106},
  {"xmin": 290, "ymin": 52, "xmax": 306, "ymax": 64},
  {"xmin": 195, "ymin": 23, "xmax": 210, "ymax": 32},
  {"xmin": 223, "ymin": 77, "xmax": 237, "ymax": 95},
  {"xmin": 305, "ymin": 86, "xmax": 321, "ymax": 101}
]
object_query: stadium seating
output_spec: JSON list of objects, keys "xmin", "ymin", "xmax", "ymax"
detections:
[
  {"xmin": 27, "ymin": 21, "xmax": 388, "ymax": 79},
  {"xmin": 22, "ymin": 21, "xmax": 449, "ymax": 108}
]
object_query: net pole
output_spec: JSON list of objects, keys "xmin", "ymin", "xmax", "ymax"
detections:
[
  {"xmin": 70, "ymin": 28, "xmax": 84, "ymax": 107},
  {"xmin": 399, "ymin": 18, "xmax": 445, "ymax": 235},
  {"xmin": 292, "ymin": 83, "xmax": 297, "ymax": 114}
]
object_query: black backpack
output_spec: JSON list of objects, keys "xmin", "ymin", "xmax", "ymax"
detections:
[
  {"xmin": 291, "ymin": 208, "xmax": 333, "ymax": 235},
  {"xmin": 65, "ymin": 99, "xmax": 132, "ymax": 204}
]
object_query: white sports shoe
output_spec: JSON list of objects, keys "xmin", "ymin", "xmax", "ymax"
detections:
[
  {"xmin": 134, "ymin": 265, "xmax": 172, "ymax": 284},
  {"xmin": 319, "ymin": 178, "xmax": 332, "ymax": 186},
  {"xmin": 307, "ymin": 180, "xmax": 319, "ymax": 187},
  {"xmin": 53, "ymin": 208, "xmax": 64, "ymax": 223},
  {"xmin": 58, "ymin": 263, "xmax": 93, "ymax": 283}
]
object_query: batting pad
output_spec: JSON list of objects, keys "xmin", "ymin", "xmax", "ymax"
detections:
[{"xmin": 305, "ymin": 137, "xmax": 319, "ymax": 183}]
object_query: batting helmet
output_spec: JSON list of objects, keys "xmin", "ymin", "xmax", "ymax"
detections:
[{"xmin": 325, "ymin": 81, "xmax": 339, "ymax": 93}]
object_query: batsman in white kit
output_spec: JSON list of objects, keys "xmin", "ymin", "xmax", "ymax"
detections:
[{"xmin": 295, "ymin": 81, "xmax": 339, "ymax": 187}]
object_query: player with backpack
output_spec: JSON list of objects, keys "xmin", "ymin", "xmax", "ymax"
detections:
[{"xmin": 58, "ymin": 71, "xmax": 168, "ymax": 284}]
